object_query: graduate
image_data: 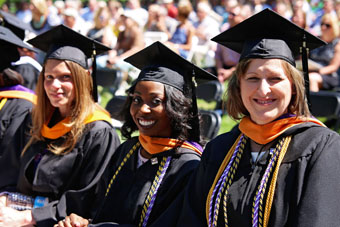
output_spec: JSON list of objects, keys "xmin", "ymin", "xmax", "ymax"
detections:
[
  {"xmin": 0, "ymin": 25, "xmax": 120, "ymax": 226},
  {"xmin": 178, "ymin": 9, "xmax": 340, "ymax": 227},
  {"xmin": 0, "ymin": 10, "xmax": 42, "ymax": 90},
  {"xmin": 55, "ymin": 41, "xmax": 217, "ymax": 227},
  {"xmin": 0, "ymin": 26, "xmax": 37, "ymax": 191}
]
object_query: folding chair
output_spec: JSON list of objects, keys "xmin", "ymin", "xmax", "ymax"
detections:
[
  {"xmin": 196, "ymin": 80, "xmax": 223, "ymax": 102},
  {"xmin": 96, "ymin": 67, "xmax": 123, "ymax": 95},
  {"xmin": 199, "ymin": 109, "xmax": 221, "ymax": 141},
  {"xmin": 309, "ymin": 91, "xmax": 340, "ymax": 130},
  {"xmin": 105, "ymin": 95, "xmax": 127, "ymax": 128}
]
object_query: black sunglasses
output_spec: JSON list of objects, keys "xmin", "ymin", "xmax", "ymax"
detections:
[{"xmin": 321, "ymin": 22, "xmax": 332, "ymax": 29}]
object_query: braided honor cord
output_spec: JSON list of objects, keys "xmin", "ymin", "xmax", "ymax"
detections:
[
  {"xmin": 139, "ymin": 156, "xmax": 172, "ymax": 227},
  {"xmin": 105, "ymin": 142, "xmax": 140, "ymax": 197},
  {"xmin": 252, "ymin": 138, "xmax": 285, "ymax": 227},
  {"xmin": 208, "ymin": 134, "xmax": 247, "ymax": 227}
]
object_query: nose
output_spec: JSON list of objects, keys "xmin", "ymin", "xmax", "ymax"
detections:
[
  {"xmin": 51, "ymin": 78, "xmax": 62, "ymax": 89},
  {"xmin": 140, "ymin": 103, "xmax": 151, "ymax": 113},
  {"xmin": 257, "ymin": 79, "xmax": 271, "ymax": 96}
]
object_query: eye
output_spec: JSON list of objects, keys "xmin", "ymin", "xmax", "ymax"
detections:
[
  {"xmin": 61, "ymin": 75, "xmax": 72, "ymax": 81},
  {"xmin": 131, "ymin": 96, "xmax": 141, "ymax": 104},
  {"xmin": 152, "ymin": 98, "xmax": 162, "ymax": 105},
  {"xmin": 45, "ymin": 75, "xmax": 54, "ymax": 81},
  {"xmin": 268, "ymin": 76, "xmax": 283, "ymax": 82},
  {"xmin": 245, "ymin": 76, "xmax": 259, "ymax": 82}
]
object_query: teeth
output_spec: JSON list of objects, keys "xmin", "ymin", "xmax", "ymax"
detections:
[
  {"xmin": 257, "ymin": 99, "xmax": 273, "ymax": 104},
  {"xmin": 139, "ymin": 119, "xmax": 155, "ymax": 126}
]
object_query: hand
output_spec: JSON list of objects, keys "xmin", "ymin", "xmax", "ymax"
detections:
[
  {"xmin": 0, "ymin": 206, "xmax": 34, "ymax": 227},
  {"xmin": 217, "ymin": 68, "xmax": 234, "ymax": 83},
  {"xmin": 54, "ymin": 213, "xmax": 89, "ymax": 227}
]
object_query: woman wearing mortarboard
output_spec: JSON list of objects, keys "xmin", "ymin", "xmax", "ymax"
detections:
[
  {"xmin": 177, "ymin": 9, "xmax": 340, "ymax": 227},
  {"xmin": 0, "ymin": 26, "xmax": 37, "ymax": 192},
  {"xmin": 0, "ymin": 25, "xmax": 120, "ymax": 226},
  {"xmin": 54, "ymin": 41, "xmax": 217, "ymax": 227}
]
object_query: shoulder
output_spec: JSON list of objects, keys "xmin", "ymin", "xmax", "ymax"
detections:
[
  {"xmin": 283, "ymin": 124, "xmax": 340, "ymax": 162},
  {"xmin": 83, "ymin": 120, "xmax": 119, "ymax": 140},
  {"xmin": 202, "ymin": 125, "xmax": 241, "ymax": 162}
]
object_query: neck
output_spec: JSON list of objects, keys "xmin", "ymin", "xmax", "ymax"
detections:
[{"xmin": 140, "ymin": 147, "xmax": 152, "ymax": 159}]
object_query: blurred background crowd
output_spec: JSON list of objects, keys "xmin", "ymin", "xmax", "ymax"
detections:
[{"xmin": 1, "ymin": 0, "xmax": 340, "ymax": 93}]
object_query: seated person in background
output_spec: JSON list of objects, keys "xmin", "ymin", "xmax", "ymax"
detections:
[
  {"xmin": 165, "ymin": 0, "xmax": 195, "ymax": 59},
  {"xmin": 86, "ymin": 5, "xmax": 116, "ymax": 48},
  {"xmin": 0, "ymin": 26, "xmax": 37, "ymax": 191},
  {"xmin": 309, "ymin": 13, "xmax": 340, "ymax": 91},
  {"xmin": 0, "ymin": 25, "xmax": 120, "ymax": 226},
  {"xmin": 194, "ymin": 1, "xmax": 220, "ymax": 47},
  {"xmin": 192, "ymin": 1, "xmax": 220, "ymax": 68},
  {"xmin": 0, "ymin": 10, "xmax": 42, "ymax": 91},
  {"xmin": 144, "ymin": 4, "xmax": 177, "ymax": 39},
  {"xmin": 55, "ymin": 42, "xmax": 217, "ymax": 227},
  {"xmin": 105, "ymin": 11, "xmax": 144, "ymax": 74},
  {"xmin": 62, "ymin": 7, "xmax": 89, "ymax": 35},
  {"xmin": 215, "ymin": 3, "xmax": 252, "ymax": 83}
]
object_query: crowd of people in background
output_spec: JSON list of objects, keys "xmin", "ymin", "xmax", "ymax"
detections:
[{"xmin": 1, "ymin": 0, "xmax": 340, "ymax": 91}]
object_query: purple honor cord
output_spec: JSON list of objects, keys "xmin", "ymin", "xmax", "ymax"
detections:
[
  {"xmin": 209, "ymin": 134, "xmax": 244, "ymax": 227},
  {"xmin": 141, "ymin": 156, "xmax": 172, "ymax": 227}
]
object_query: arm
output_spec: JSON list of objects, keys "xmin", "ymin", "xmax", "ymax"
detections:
[{"xmin": 293, "ymin": 131, "xmax": 340, "ymax": 226}]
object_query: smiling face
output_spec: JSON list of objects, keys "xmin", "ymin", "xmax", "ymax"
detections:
[
  {"xmin": 240, "ymin": 58, "xmax": 293, "ymax": 125},
  {"xmin": 44, "ymin": 59, "xmax": 75, "ymax": 117},
  {"xmin": 130, "ymin": 81, "xmax": 172, "ymax": 137}
]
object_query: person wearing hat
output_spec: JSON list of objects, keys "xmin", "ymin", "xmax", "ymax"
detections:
[
  {"xmin": 0, "ymin": 10, "xmax": 42, "ymax": 91},
  {"xmin": 54, "ymin": 41, "xmax": 217, "ymax": 227},
  {"xmin": 178, "ymin": 9, "xmax": 340, "ymax": 226},
  {"xmin": 0, "ymin": 26, "xmax": 37, "ymax": 192},
  {"xmin": 0, "ymin": 25, "xmax": 120, "ymax": 226}
]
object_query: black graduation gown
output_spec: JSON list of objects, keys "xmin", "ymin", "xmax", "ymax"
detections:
[
  {"xmin": 17, "ymin": 120, "xmax": 120, "ymax": 227},
  {"xmin": 178, "ymin": 122, "xmax": 340, "ymax": 226},
  {"xmin": 90, "ymin": 137, "xmax": 201, "ymax": 227},
  {"xmin": 13, "ymin": 63, "xmax": 40, "ymax": 91},
  {"xmin": 0, "ymin": 97, "xmax": 32, "ymax": 191}
]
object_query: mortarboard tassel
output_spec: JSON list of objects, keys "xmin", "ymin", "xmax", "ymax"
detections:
[
  {"xmin": 92, "ymin": 43, "xmax": 98, "ymax": 102},
  {"xmin": 301, "ymin": 34, "xmax": 310, "ymax": 108}
]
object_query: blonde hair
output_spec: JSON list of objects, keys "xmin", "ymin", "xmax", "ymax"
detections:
[
  {"xmin": 94, "ymin": 6, "xmax": 111, "ymax": 29},
  {"xmin": 322, "ymin": 13, "xmax": 340, "ymax": 38},
  {"xmin": 23, "ymin": 60, "xmax": 103, "ymax": 155},
  {"xmin": 177, "ymin": 0, "xmax": 192, "ymax": 19},
  {"xmin": 226, "ymin": 58, "xmax": 310, "ymax": 121}
]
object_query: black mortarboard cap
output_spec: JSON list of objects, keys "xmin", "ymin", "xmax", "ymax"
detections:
[
  {"xmin": 211, "ymin": 8, "xmax": 326, "ymax": 104},
  {"xmin": 124, "ymin": 41, "xmax": 217, "ymax": 142},
  {"xmin": 0, "ymin": 25, "xmax": 35, "ymax": 51},
  {"xmin": 124, "ymin": 41, "xmax": 217, "ymax": 92},
  {"xmin": 27, "ymin": 24, "xmax": 111, "ymax": 101},
  {"xmin": 0, "ymin": 10, "xmax": 32, "ymax": 40},
  {"xmin": 0, "ymin": 26, "xmax": 36, "ymax": 71}
]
